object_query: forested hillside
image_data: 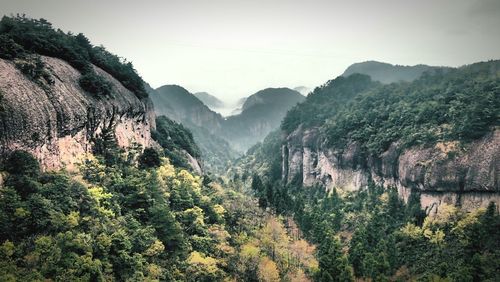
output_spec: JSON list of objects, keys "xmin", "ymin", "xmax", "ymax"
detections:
[
  {"xmin": 234, "ymin": 60, "xmax": 500, "ymax": 281},
  {"xmin": 341, "ymin": 61, "xmax": 448, "ymax": 84},
  {"xmin": 0, "ymin": 15, "xmax": 499, "ymax": 282}
]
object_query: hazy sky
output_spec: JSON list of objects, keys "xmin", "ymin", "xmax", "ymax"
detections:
[{"xmin": 1, "ymin": 0, "xmax": 499, "ymax": 102}]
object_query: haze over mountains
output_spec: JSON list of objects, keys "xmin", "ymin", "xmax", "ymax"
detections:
[
  {"xmin": 148, "ymin": 60, "xmax": 453, "ymax": 170},
  {"xmin": 0, "ymin": 4, "xmax": 499, "ymax": 280},
  {"xmin": 342, "ymin": 61, "xmax": 449, "ymax": 84},
  {"xmin": 148, "ymin": 83, "xmax": 305, "ymax": 165}
]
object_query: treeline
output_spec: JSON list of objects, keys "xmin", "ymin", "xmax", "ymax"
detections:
[
  {"xmin": 248, "ymin": 173, "xmax": 500, "ymax": 281},
  {"xmin": 283, "ymin": 61, "xmax": 500, "ymax": 154},
  {"xmin": 0, "ymin": 15, "xmax": 147, "ymax": 98}
]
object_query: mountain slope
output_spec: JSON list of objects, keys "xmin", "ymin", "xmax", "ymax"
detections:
[
  {"xmin": 148, "ymin": 85, "xmax": 238, "ymax": 172},
  {"xmin": 243, "ymin": 60, "xmax": 500, "ymax": 213},
  {"xmin": 194, "ymin": 91, "xmax": 225, "ymax": 109},
  {"xmin": 149, "ymin": 85, "xmax": 224, "ymax": 132},
  {"xmin": 0, "ymin": 16, "xmax": 165, "ymax": 171},
  {"xmin": 342, "ymin": 60, "xmax": 448, "ymax": 83},
  {"xmin": 150, "ymin": 85, "xmax": 305, "ymax": 168},
  {"xmin": 223, "ymin": 88, "xmax": 305, "ymax": 151}
]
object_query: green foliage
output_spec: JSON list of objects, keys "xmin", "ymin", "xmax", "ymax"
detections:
[
  {"xmin": 138, "ymin": 148, "xmax": 162, "ymax": 168},
  {"xmin": 0, "ymin": 34, "xmax": 25, "ymax": 60},
  {"xmin": 282, "ymin": 61, "xmax": 500, "ymax": 155},
  {"xmin": 282, "ymin": 74, "xmax": 376, "ymax": 133},
  {"xmin": 78, "ymin": 71, "xmax": 112, "ymax": 97},
  {"xmin": 152, "ymin": 116, "xmax": 201, "ymax": 168},
  {"xmin": 4, "ymin": 150, "xmax": 40, "ymax": 177},
  {"xmin": 0, "ymin": 151, "xmax": 233, "ymax": 280},
  {"xmin": 251, "ymin": 174, "xmax": 500, "ymax": 281},
  {"xmin": 0, "ymin": 15, "xmax": 147, "ymax": 99}
]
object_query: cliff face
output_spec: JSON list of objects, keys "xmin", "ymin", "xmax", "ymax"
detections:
[
  {"xmin": 282, "ymin": 125, "xmax": 500, "ymax": 214},
  {"xmin": 0, "ymin": 56, "xmax": 155, "ymax": 170}
]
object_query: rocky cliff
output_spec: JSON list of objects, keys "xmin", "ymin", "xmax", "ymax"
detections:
[
  {"xmin": 282, "ymin": 125, "xmax": 500, "ymax": 214},
  {"xmin": 0, "ymin": 56, "xmax": 155, "ymax": 170}
]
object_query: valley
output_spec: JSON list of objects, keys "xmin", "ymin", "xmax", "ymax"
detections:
[{"xmin": 0, "ymin": 15, "xmax": 499, "ymax": 282}]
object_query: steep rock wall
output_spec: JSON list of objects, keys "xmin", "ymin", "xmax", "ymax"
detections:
[
  {"xmin": 0, "ymin": 56, "xmax": 155, "ymax": 170},
  {"xmin": 282, "ymin": 125, "xmax": 500, "ymax": 213}
]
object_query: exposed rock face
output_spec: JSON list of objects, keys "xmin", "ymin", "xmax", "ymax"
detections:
[
  {"xmin": 282, "ymin": 125, "xmax": 500, "ymax": 213},
  {"xmin": 0, "ymin": 56, "xmax": 155, "ymax": 170}
]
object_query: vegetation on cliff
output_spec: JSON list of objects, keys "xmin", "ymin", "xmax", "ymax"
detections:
[
  {"xmin": 243, "ymin": 171, "xmax": 500, "ymax": 281},
  {"xmin": 283, "ymin": 61, "xmax": 499, "ymax": 154},
  {"xmin": 152, "ymin": 116, "xmax": 201, "ymax": 169},
  {"xmin": 0, "ymin": 16, "xmax": 147, "ymax": 98}
]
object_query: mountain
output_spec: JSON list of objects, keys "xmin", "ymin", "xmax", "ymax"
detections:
[
  {"xmin": 223, "ymin": 88, "xmax": 305, "ymax": 151},
  {"xmin": 229, "ymin": 96, "xmax": 247, "ymax": 115},
  {"xmin": 244, "ymin": 60, "xmax": 500, "ymax": 214},
  {"xmin": 294, "ymin": 86, "xmax": 310, "ymax": 95},
  {"xmin": 149, "ymin": 85, "xmax": 224, "ymax": 132},
  {"xmin": 342, "ymin": 60, "xmax": 448, "ymax": 83},
  {"xmin": 150, "ymin": 85, "xmax": 305, "ymax": 159},
  {"xmin": 194, "ymin": 91, "xmax": 225, "ymax": 109},
  {"xmin": 147, "ymin": 85, "xmax": 237, "ymax": 172}
]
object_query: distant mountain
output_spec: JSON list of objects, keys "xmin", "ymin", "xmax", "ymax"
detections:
[
  {"xmin": 148, "ymin": 85, "xmax": 237, "ymax": 172},
  {"xmin": 150, "ymin": 85, "xmax": 305, "ymax": 162},
  {"xmin": 194, "ymin": 91, "xmax": 225, "ymax": 109},
  {"xmin": 229, "ymin": 97, "xmax": 248, "ymax": 115},
  {"xmin": 294, "ymin": 86, "xmax": 310, "ymax": 96},
  {"xmin": 223, "ymin": 88, "xmax": 305, "ymax": 151},
  {"xmin": 342, "ymin": 61, "xmax": 448, "ymax": 83},
  {"xmin": 149, "ymin": 85, "xmax": 223, "ymax": 132}
]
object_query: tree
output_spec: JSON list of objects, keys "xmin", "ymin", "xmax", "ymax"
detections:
[
  {"xmin": 138, "ymin": 148, "xmax": 161, "ymax": 168},
  {"xmin": 4, "ymin": 150, "xmax": 40, "ymax": 177},
  {"xmin": 317, "ymin": 236, "xmax": 354, "ymax": 282}
]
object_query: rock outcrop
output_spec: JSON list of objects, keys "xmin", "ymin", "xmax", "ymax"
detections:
[
  {"xmin": 282, "ymin": 125, "xmax": 500, "ymax": 214},
  {"xmin": 0, "ymin": 56, "xmax": 155, "ymax": 170}
]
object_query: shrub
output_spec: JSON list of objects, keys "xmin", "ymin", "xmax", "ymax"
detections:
[
  {"xmin": 79, "ymin": 71, "xmax": 112, "ymax": 97},
  {"xmin": 0, "ymin": 34, "xmax": 24, "ymax": 60},
  {"xmin": 4, "ymin": 150, "xmax": 40, "ymax": 177},
  {"xmin": 138, "ymin": 148, "xmax": 161, "ymax": 168}
]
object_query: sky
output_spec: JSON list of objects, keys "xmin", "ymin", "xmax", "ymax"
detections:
[{"xmin": 1, "ymin": 0, "xmax": 499, "ymax": 103}]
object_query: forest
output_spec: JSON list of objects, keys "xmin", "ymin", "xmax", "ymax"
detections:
[
  {"xmin": 282, "ymin": 62, "xmax": 499, "ymax": 154},
  {"xmin": 0, "ymin": 14, "xmax": 499, "ymax": 282},
  {"xmin": 0, "ymin": 116, "xmax": 317, "ymax": 281}
]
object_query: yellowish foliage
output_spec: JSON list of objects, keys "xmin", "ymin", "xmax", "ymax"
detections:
[
  {"xmin": 145, "ymin": 240, "xmax": 165, "ymax": 257},
  {"xmin": 88, "ymin": 186, "xmax": 114, "ymax": 216},
  {"xmin": 66, "ymin": 211, "xmax": 80, "ymax": 228},
  {"xmin": 146, "ymin": 263, "xmax": 162, "ymax": 280},
  {"xmin": 187, "ymin": 251, "xmax": 220, "ymax": 274},
  {"xmin": 241, "ymin": 243, "xmax": 260, "ymax": 259},
  {"xmin": 0, "ymin": 240, "xmax": 15, "ymax": 258},
  {"xmin": 258, "ymin": 257, "xmax": 280, "ymax": 282},
  {"xmin": 401, "ymin": 223, "xmax": 423, "ymax": 239},
  {"xmin": 14, "ymin": 207, "xmax": 30, "ymax": 218}
]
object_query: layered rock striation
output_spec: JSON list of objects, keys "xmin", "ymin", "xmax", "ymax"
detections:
[
  {"xmin": 0, "ymin": 56, "xmax": 155, "ymax": 170},
  {"xmin": 282, "ymin": 125, "xmax": 499, "ymax": 214}
]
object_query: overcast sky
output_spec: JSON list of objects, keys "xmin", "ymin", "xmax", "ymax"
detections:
[{"xmin": 1, "ymin": 0, "xmax": 499, "ymax": 102}]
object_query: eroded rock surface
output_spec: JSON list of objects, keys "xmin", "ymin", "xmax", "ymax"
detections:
[
  {"xmin": 282, "ymin": 125, "xmax": 500, "ymax": 213},
  {"xmin": 0, "ymin": 56, "xmax": 155, "ymax": 170}
]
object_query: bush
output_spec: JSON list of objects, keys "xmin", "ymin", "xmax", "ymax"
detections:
[
  {"xmin": 138, "ymin": 148, "xmax": 161, "ymax": 168},
  {"xmin": 0, "ymin": 34, "xmax": 24, "ymax": 60},
  {"xmin": 14, "ymin": 55, "xmax": 54, "ymax": 85},
  {"xmin": 79, "ymin": 71, "xmax": 112, "ymax": 97},
  {"xmin": 4, "ymin": 150, "xmax": 40, "ymax": 177}
]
